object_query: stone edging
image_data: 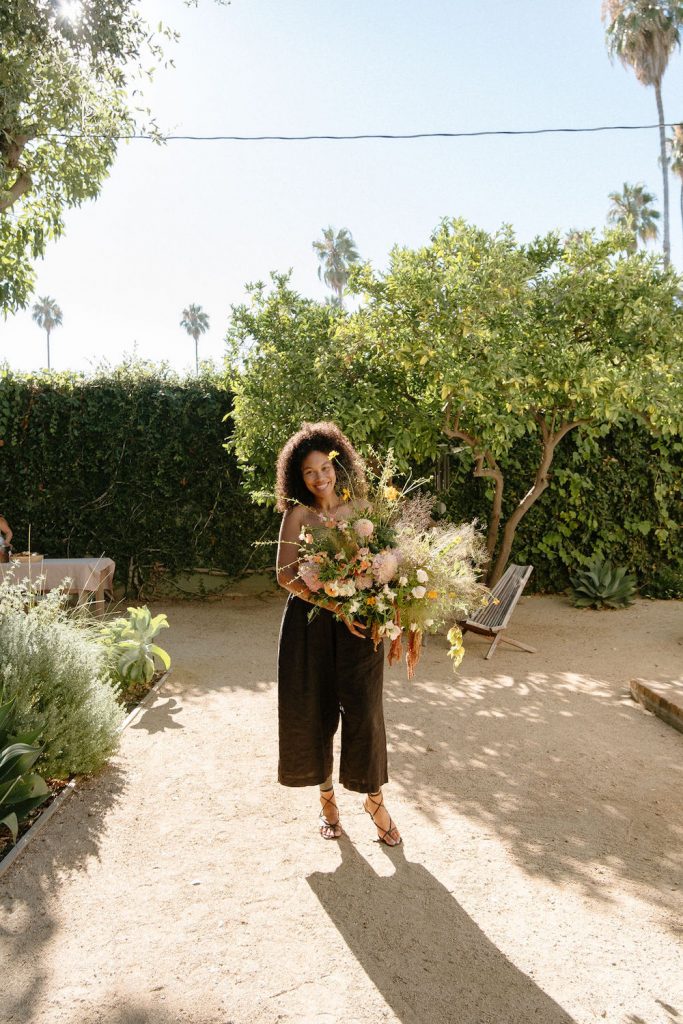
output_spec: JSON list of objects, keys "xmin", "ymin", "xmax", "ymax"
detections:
[{"xmin": 0, "ymin": 668, "xmax": 172, "ymax": 878}]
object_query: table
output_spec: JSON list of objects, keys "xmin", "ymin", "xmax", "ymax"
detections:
[{"xmin": 0, "ymin": 557, "xmax": 116, "ymax": 614}]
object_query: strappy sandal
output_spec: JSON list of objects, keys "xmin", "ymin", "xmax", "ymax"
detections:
[
  {"xmin": 319, "ymin": 788, "xmax": 342, "ymax": 840},
  {"xmin": 363, "ymin": 791, "xmax": 402, "ymax": 847}
]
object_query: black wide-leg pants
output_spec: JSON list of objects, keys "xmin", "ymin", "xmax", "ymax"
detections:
[{"xmin": 277, "ymin": 595, "xmax": 388, "ymax": 794}]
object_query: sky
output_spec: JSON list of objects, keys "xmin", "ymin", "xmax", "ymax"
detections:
[{"xmin": 2, "ymin": 0, "xmax": 682, "ymax": 375}]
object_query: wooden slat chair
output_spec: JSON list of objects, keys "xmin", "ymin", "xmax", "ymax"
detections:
[{"xmin": 461, "ymin": 563, "xmax": 536, "ymax": 660}]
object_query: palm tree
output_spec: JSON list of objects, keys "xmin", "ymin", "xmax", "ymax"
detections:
[
  {"xmin": 602, "ymin": 0, "xmax": 683, "ymax": 267},
  {"xmin": 666, "ymin": 123, "xmax": 683, "ymax": 248},
  {"xmin": 180, "ymin": 304, "xmax": 210, "ymax": 374},
  {"xmin": 31, "ymin": 296, "xmax": 63, "ymax": 369},
  {"xmin": 607, "ymin": 182, "xmax": 660, "ymax": 251},
  {"xmin": 312, "ymin": 227, "xmax": 360, "ymax": 308}
]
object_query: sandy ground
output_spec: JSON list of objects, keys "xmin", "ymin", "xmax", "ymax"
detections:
[{"xmin": 1, "ymin": 591, "xmax": 682, "ymax": 1024}]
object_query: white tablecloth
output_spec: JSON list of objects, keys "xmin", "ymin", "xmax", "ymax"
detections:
[{"xmin": 0, "ymin": 557, "xmax": 115, "ymax": 598}]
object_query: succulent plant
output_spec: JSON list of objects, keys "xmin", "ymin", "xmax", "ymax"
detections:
[
  {"xmin": 569, "ymin": 557, "xmax": 637, "ymax": 609},
  {"xmin": 0, "ymin": 695, "xmax": 49, "ymax": 844}
]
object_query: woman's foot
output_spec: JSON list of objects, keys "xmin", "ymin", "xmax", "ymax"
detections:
[
  {"xmin": 363, "ymin": 790, "xmax": 402, "ymax": 846},
  {"xmin": 319, "ymin": 788, "xmax": 342, "ymax": 839}
]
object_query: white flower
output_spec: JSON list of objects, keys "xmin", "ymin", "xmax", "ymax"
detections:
[
  {"xmin": 410, "ymin": 622, "xmax": 419, "ymax": 631},
  {"xmin": 425, "ymin": 619, "xmax": 434, "ymax": 627},
  {"xmin": 385, "ymin": 621, "xmax": 403, "ymax": 641},
  {"xmin": 416, "ymin": 569, "xmax": 429, "ymax": 583},
  {"xmin": 398, "ymin": 575, "xmax": 408, "ymax": 587},
  {"xmin": 382, "ymin": 585, "xmax": 396, "ymax": 599},
  {"xmin": 411, "ymin": 585, "xmax": 426, "ymax": 599}
]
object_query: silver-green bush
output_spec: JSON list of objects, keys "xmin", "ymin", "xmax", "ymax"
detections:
[{"xmin": 0, "ymin": 580, "xmax": 123, "ymax": 779}]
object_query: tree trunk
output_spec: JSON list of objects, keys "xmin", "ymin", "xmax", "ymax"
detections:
[
  {"xmin": 194, "ymin": 334, "xmax": 199, "ymax": 375},
  {"xmin": 655, "ymin": 80, "xmax": 671, "ymax": 267},
  {"xmin": 441, "ymin": 412, "xmax": 504, "ymax": 560},
  {"xmin": 680, "ymin": 182, "xmax": 682, "ymax": 251},
  {"xmin": 46, "ymin": 328, "xmax": 51, "ymax": 370},
  {"xmin": 487, "ymin": 420, "xmax": 583, "ymax": 586}
]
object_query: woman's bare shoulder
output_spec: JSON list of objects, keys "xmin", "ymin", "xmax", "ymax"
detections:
[{"xmin": 281, "ymin": 503, "xmax": 313, "ymax": 528}]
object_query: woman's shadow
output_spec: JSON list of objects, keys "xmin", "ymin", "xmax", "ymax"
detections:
[{"xmin": 307, "ymin": 837, "xmax": 578, "ymax": 1024}]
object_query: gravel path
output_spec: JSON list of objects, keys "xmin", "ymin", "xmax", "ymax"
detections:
[{"xmin": 2, "ymin": 593, "xmax": 682, "ymax": 1024}]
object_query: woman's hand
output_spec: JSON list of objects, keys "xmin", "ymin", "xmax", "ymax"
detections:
[{"xmin": 341, "ymin": 615, "xmax": 367, "ymax": 639}]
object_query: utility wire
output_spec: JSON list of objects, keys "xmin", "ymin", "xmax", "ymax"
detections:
[{"xmin": 47, "ymin": 121, "xmax": 683, "ymax": 142}]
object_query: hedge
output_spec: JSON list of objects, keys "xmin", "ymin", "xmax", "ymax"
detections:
[
  {"xmin": 0, "ymin": 365, "xmax": 680, "ymax": 598},
  {"xmin": 0, "ymin": 363, "xmax": 276, "ymax": 595}
]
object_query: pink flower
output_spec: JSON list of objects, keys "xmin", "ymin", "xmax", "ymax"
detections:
[
  {"xmin": 353, "ymin": 518, "xmax": 374, "ymax": 539},
  {"xmin": 299, "ymin": 561, "xmax": 323, "ymax": 592},
  {"xmin": 372, "ymin": 551, "xmax": 399, "ymax": 585}
]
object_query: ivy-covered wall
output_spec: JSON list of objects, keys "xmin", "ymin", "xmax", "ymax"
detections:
[
  {"xmin": 0, "ymin": 367, "xmax": 680, "ymax": 598},
  {"xmin": 0, "ymin": 365, "xmax": 276, "ymax": 595}
]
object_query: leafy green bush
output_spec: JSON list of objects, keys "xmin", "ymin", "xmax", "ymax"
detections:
[
  {"xmin": 99, "ymin": 606, "xmax": 171, "ymax": 689},
  {"xmin": 569, "ymin": 556, "xmax": 637, "ymax": 609},
  {"xmin": 0, "ymin": 693, "xmax": 49, "ymax": 843},
  {"xmin": 0, "ymin": 579, "xmax": 123, "ymax": 779}
]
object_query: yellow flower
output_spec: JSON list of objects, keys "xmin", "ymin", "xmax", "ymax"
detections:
[
  {"xmin": 328, "ymin": 450, "xmax": 339, "ymax": 460},
  {"xmin": 427, "ymin": 590, "xmax": 438, "ymax": 599},
  {"xmin": 342, "ymin": 487, "xmax": 351, "ymax": 501},
  {"xmin": 384, "ymin": 485, "xmax": 400, "ymax": 502},
  {"xmin": 366, "ymin": 596, "xmax": 377, "ymax": 606}
]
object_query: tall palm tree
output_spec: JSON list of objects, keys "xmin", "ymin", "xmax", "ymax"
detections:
[
  {"xmin": 607, "ymin": 182, "xmax": 660, "ymax": 251},
  {"xmin": 31, "ymin": 296, "xmax": 63, "ymax": 369},
  {"xmin": 666, "ymin": 123, "xmax": 683, "ymax": 248},
  {"xmin": 180, "ymin": 304, "xmax": 210, "ymax": 374},
  {"xmin": 312, "ymin": 227, "xmax": 360, "ymax": 308},
  {"xmin": 602, "ymin": 0, "xmax": 683, "ymax": 267}
]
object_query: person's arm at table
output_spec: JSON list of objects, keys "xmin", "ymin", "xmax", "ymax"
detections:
[{"xmin": 0, "ymin": 516, "xmax": 13, "ymax": 543}]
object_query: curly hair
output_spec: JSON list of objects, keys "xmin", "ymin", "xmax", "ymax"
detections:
[{"xmin": 275, "ymin": 421, "xmax": 367, "ymax": 512}]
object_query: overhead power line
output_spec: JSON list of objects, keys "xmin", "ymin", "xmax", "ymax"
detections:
[{"xmin": 48, "ymin": 121, "xmax": 683, "ymax": 142}]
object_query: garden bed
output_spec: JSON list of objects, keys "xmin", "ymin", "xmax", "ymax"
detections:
[{"xmin": 0, "ymin": 669, "xmax": 170, "ymax": 873}]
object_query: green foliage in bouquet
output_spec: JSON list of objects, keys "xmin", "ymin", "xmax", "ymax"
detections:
[
  {"xmin": 0, "ymin": 579, "xmax": 123, "ymax": 779},
  {"xmin": 297, "ymin": 452, "xmax": 490, "ymax": 676},
  {"xmin": 100, "ymin": 607, "xmax": 171, "ymax": 688},
  {"xmin": 569, "ymin": 556, "xmax": 637, "ymax": 609},
  {"xmin": 0, "ymin": 693, "xmax": 50, "ymax": 844}
]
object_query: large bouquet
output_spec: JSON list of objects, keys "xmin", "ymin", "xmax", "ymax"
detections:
[{"xmin": 296, "ymin": 452, "xmax": 490, "ymax": 678}]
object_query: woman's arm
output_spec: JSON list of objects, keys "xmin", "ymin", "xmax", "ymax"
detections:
[
  {"xmin": 0, "ymin": 516, "xmax": 12, "ymax": 543},
  {"xmin": 276, "ymin": 508, "xmax": 365, "ymax": 637}
]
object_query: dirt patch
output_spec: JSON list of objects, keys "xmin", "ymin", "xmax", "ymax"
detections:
[{"xmin": 1, "ymin": 594, "xmax": 682, "ymax": 1024}]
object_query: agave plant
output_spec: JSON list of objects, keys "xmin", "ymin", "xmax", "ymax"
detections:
[
  {"xmin": 569, "ymin": 557, "xmax": 637, "ymax": 609},
  {"xmin": 100, "ymin": 606, "xmax": 171, "ymax": 687},
  {"xmin": 0, "ymin": 695, "xmax": 49, "ymax": 844}
]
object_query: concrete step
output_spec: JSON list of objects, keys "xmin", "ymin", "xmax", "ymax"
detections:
[{"xmin": 630, "ymin": 678, "xmax": 683, "ymax": 736}]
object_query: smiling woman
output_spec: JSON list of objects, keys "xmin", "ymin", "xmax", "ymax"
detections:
[{"xmin": 274, "ymin": 421, "xmax": 402, "ymax": 848}]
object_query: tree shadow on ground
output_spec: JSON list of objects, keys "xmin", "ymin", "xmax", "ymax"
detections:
[
  {"xmin": 0, "ymin": 763, "xmax": 127, "ymax": 1024},
  {"xmin": 307, "ymin": 836, "xmax": 578, "ymax": 1024},
  {"xmin": 382, "ymin": 629, "xmax": 683, "ymax": 927}
]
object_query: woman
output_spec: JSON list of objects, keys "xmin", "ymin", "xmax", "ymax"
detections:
[{"xmin": 276, "ymin": 421, "xmax": 401, "ymax": 845}]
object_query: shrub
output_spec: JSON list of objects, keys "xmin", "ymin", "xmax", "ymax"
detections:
[{"xmin": 0, "ymin": 580, "xmax": 123, "ymax": 779}]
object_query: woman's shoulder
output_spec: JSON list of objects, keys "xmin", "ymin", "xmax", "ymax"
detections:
[{"xmin": 281, "ymin": 503, "xmax": 312, "ymax": 528}]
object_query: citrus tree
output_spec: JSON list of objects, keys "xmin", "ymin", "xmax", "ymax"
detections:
[{"xmin": 341, "ymin": 220, "xmax": 683, "ymax": 583}]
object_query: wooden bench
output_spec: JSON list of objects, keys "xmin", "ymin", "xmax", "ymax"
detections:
[{"xmin": 461, "ymin": 563, "xmax": 536, "ymax": 660}]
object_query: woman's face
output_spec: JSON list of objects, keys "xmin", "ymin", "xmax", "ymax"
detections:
[{"xmin": 300, "ymin": 449, "xmax": 337, "ymax": 503}]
